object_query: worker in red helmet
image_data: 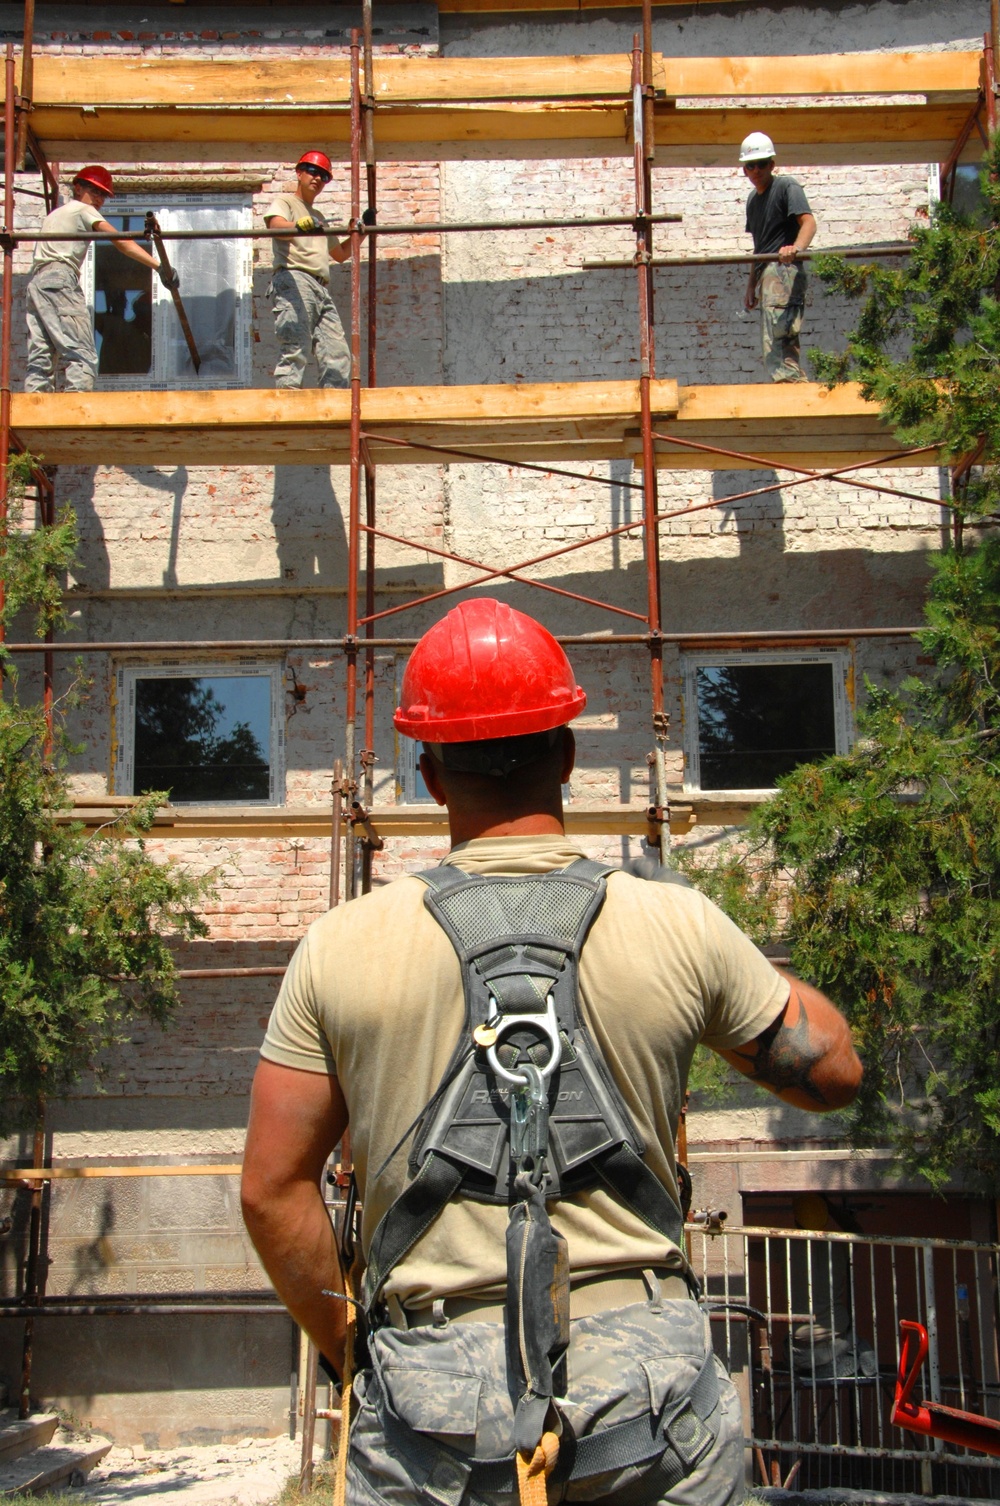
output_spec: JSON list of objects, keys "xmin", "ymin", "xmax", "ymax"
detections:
[
  {"xmin": 242, "ymin": 598, "xmax": 861, "ymax": 1506},
  {"xmin": 25, "ymin": 166, "xmax": 167, "ymax": 393},
  {"xmin": 264, "ymin": 150, "xmax": 355, "ymax": 389}
]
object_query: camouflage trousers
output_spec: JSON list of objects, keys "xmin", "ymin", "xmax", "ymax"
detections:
[
  {"xmin": 25, "ymin": 262, "xmax": 99, "ymax": 393},
  {"xmin": 758, "ymin": 263, "xmax": 808, "ymax": 384},
  {"xmin": 346, "ymin": 1297, "xmax": 745, "ymax": 1506},
  {"xmin": 268, "ymin": 267, "xmax": 351, "ymax": 389}
]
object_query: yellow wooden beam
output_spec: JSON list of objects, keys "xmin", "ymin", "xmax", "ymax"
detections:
[
  {"xmin": 10, "ymin": 380, "xmax": 919, "ymax": 472},
  {"xmin": 60, "ymin": 797, "xmax": 751, "ymax": 840},
  {"xmin": 0, "ymin": 1163, "xmax": 242, "ymax": 1181},
  {"xmin": 12, "ymin": 379, "xmax": 679, "ymax": 467},
  {"xmin": 25, "ymin": 51, "xmax": 982, "ymax": 165}
]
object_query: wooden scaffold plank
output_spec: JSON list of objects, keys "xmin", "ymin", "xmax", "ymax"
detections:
[
  {"xmin": 24, "ymin": 50, "xmax": 983, "ymax": 167},
  {"xmin": 10, "ymin": 380, "xmax": 925, "ymax": 472}
]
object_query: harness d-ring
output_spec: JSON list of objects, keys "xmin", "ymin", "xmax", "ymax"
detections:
[{"xmin": 486, "ymin": 991, "xmax": 562, "ymax": 1087}]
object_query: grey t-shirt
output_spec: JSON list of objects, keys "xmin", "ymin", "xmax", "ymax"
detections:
[
  {"xmin": 32, "ymin": 200, "xmax": 104, "ymax": 275},
  {"xmin": 745, "ymin": 175, "xmax": 812, "ymax": 255}
]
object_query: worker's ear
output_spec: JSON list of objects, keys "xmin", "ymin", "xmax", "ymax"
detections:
[
  {"xmin": 560, "ymin": 728, "xmax": 576, "ymax": 784},
  {"xmin": 418, "ymin": 751, "xmax": 448, "ymax": 807}
]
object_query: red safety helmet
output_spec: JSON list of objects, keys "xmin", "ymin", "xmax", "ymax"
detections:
[
  {"xmin": 394, "ymin": 598, "xmax": 587, "ymax": 743},
  {"xmin": 73, "ymin": 165, "xmax": 114, "ymax": 197},
  {"xmin": 296, "ymin": 150, "xmax": 333, "ymax": 181}
]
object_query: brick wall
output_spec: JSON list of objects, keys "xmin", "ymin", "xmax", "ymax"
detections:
[{"xmin": 0, "ymin": 0, "xmax": 980, "ymax": 1439}]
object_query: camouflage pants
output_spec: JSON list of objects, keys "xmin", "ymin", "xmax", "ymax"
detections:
[
  {"xmin": 25, "ymin": 262, "xmax": 99, "ymax": 393},
  {"xmin": 346, "ymin": 1298, "xmax": 745, "ymax": 1506},
  {"xmin": 758, "ymin": 263, "xmax": 808, "ymax": 384},
  {"xmin": 268, "ymin": 267, "xmax": 351, "ymax": 389}
]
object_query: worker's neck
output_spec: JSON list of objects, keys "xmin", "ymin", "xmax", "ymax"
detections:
[{"xmin": 446, "ymin": 806, "xmax": 566, "ymax": 848}]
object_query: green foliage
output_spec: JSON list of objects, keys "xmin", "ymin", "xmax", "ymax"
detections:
[
  {"xmin": 809, "ymin": 136, "xmax": 1000, "ymax": 516},
  {"xmin": 0, "ymin": 463, "xmax": 216, "ymax": 1133},
  {"xmin": 682, "ymin": 541, "xmax": 1000, "ymax": 1192}
]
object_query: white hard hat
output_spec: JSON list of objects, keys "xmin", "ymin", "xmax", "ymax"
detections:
[{"xmin": 739, "ymin": 132, "xmax": 776, "ymax": 164}]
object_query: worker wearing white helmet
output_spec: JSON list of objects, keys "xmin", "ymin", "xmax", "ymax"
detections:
[
  {"xmin": 739, "ymin": 133, "xmax": 817, "ymax": 382},
  {"xmin": 242, "ymin": 599, "xmax": 861, "ymax": 1506},
  {"xmin": 264, "ymin": 150, "xmax": 355, "ymax": 389}
]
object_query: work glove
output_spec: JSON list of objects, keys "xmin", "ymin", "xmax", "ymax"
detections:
[
  {"xmin": 361, "ymin": 207, "xmax": 376, "ymax": 227},
  {"xmin": 296, "ymin": 216, "xmax": 317, "ymax": 233},
  {"xmin": 158, "ymin": 265, "xmax": 180, "ymax": 292}
]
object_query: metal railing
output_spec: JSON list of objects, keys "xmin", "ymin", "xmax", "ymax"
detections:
[{"xmin": 690, "ymin": 1224, "xmax": 1000, "ymax": 1497}]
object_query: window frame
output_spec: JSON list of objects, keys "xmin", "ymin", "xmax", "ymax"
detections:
[
  {"xmin": 113, "ymin": 659, "xmax": 285, "ymax": 806},
  {"xmin": 85, "ymin": 192, "xmax": 253, "ymax": 391},
  {"xmin": 394, "ymin": 655, "xmax": 436, "ymax": 804},
  {"xmin": 680, "ymin": 648, "xmax": 853, "ymax": 795}
]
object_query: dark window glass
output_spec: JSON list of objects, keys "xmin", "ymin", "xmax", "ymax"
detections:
[
  {"xmin": 950, "ymin": 164, "xmax": 988, "ymax": 226},
  {"xmin": 133, "ymin": 675, "xmax": 271, "ymax": 802},
  {"xmin": 695, "ymin": 662, "xmax": 837, "ymax": 790},
  {"xmin": 94, "ymin": 214, "xmax": 153, "ymax": 376}
]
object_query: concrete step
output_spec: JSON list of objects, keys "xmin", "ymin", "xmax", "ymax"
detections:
[
  {"xmin": 0, "ymin": 1413, "xmax": 59, "ymax": 1466},
  {"xmin": 0, "ymin": 1437, "xmax": 111, "ymax": 1497}
]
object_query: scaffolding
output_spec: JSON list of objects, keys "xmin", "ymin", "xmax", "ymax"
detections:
[{"xmin": 1, "ymin": 0, "xmax": 998, "ymax": 1467}]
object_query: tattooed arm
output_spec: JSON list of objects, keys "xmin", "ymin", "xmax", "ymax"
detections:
[{"xmin": 718, "ymin": 971, "xmax": 862, "ymax": 1112}]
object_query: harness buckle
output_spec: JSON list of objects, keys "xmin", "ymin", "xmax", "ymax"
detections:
[{"xmin": 485, "ymin": 990, "xmax": 562, "ymax": 1088}]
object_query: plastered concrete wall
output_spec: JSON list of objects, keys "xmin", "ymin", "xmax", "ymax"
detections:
[{"xmin": 0, "ymin": 0, "xmax": 981, "ymax": 1441}]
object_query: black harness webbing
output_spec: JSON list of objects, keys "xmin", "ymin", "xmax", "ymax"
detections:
[{"xmin": 362, "ymin": 859, "xmax": 693, "ymax": 1314}]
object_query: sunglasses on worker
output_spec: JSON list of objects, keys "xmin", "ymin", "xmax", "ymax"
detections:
[{"xmin": 300, "ymin": 164, "xmax": 332, "ymax": 182}]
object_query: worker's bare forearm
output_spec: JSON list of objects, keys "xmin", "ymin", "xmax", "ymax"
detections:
[
  {"xmin": 242, "ymin": 1181, "xmax": 347, "ymax": 1371},
  {"xmin": 116, "ymin": 238, "xmax": 159, "ymax": 270},
  {"xmin": 720, "ymin": 971, "xmax": 862, "ymax": 1112}
]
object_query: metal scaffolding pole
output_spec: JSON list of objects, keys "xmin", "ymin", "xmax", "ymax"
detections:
[
  {"xmin": 632, "ymin": 24, "xmax": 669, "ymax": 859},
  {"xmin": 361, "ymin": 0, "xmax": 378, "ymax": 899},
  {"xmin": 0, "ymin": 46, "xmax": 16, "ymax": 656}
]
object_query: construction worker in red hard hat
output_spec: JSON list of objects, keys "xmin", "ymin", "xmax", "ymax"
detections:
[
  {"xmin": 242, "ymin": 598, "xmax": 861, "ymax": 1506},
  {"xmin": 264, "ymin": 150, "xmax": 363, "ymax": 389},
  {"xmin": 25, "ymin": 166, "xmax": 169, "ymax": 393},
  {"xmin": 739, "ymin": 132, "xmax": 817, "ymax": 382}
]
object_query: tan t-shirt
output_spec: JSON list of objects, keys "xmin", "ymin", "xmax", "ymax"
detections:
[
  {"xmin": 261, "ymin": 835, "xmax": 789, "ymax": 1307},
  {"xmin": 32, "ymin": 200, "xmax": 104, "ymax": 275},
  {"xmin": 265, "ymin": 192, "xmax": 335, "ymax": 280}
]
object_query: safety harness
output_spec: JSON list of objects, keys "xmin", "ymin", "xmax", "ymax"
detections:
[{"xmin": 359, "ymin": 858, "xmax": 715, "ymax": 1501}]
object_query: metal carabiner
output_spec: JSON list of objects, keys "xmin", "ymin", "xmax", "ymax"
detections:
[{"xmin": 486, "ymin": 991, "xmax": 562, "ymax": 1088}]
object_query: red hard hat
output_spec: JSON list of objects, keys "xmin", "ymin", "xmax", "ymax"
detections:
[
  {"xmin": 296, "ymin": 150, "xmax": 333, "ymax": 179},
  {"xmin": 394, "ymin": 598, "xmax": 587, "ymax": 743},
  {"xmin": 73, "ymin": 165, "xmax": 114, "ymax": 197}
]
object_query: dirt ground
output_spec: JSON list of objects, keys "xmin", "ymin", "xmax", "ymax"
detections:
[{"xmin": 77, "ymin": 1436, "xmax": 328, "ymax": 1506}]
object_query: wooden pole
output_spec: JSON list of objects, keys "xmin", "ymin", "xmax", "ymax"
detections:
[
  {"xmin": 145, "ymin": 213, "xmax": 201, "ymax": 373},
  {"xmin": 16, "ymin": 0, "xmax": 35, "ymax": 170}
]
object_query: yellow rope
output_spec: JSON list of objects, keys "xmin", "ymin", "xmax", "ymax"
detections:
[
  {"xmin": 516, "ymin": 1430, "xmax": 560, "ymax": 1506},
  {"xmin": 331, "ymin": 1278, "xmax": 356, "ymax": 1506}
]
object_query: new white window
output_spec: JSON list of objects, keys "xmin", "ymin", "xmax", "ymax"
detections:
[
  {"xmin": 395, "ymin": 656, "xmax": 435, "ymax": 803},
  {"xmin": 115, "ymin": 662, "xmax": 284, "ymax": 805},
  {"xmin": 86, "ymin": 195, "xmax": 253, "ymax": 389},
  {"xmin": 682, "ymin": 651, "xmax": 852, "ymax": 793}
]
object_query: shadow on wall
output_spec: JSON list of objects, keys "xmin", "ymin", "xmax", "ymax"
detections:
[
  {"xmin": 480, "ymin": 543, "xmax": 938, "ymax": 635},
  {"xmin": 119, "ymin": 466, "xmax": 190, "ymax": 590},
  {"xmin": 712, "ymin": 469, "xmax": 785, "ymax": 554},
  {"xmin": 442, "ymin": 266, "xmax": 863, "ymax": 388},
  {"xmin": 272, "ymin": 466, "xmax": 349, "ymax": 585},
  {"xmin": 57, "ymin": 465, "xmax": 109, "ymax": 591}
]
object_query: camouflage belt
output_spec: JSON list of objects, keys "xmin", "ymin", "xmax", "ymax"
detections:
[{"xmin": 400, "ymin": 1268, "xmax": 692, "ymax": 1329}]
